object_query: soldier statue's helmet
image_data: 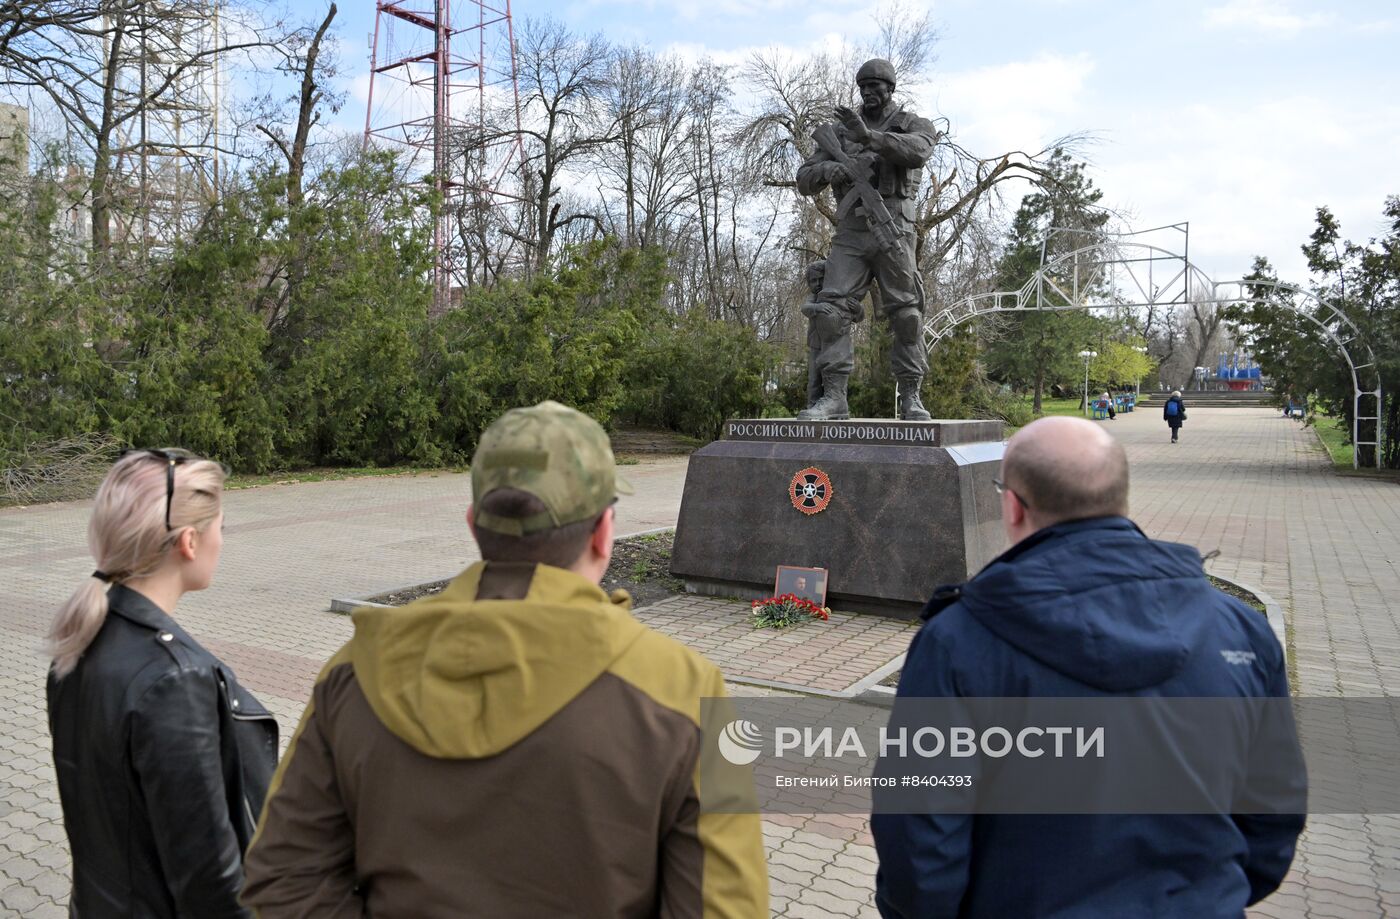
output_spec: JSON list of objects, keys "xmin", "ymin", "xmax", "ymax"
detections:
[{"xmin": 855, "ymin": 58, "xmax": 896, "ymax": 89}]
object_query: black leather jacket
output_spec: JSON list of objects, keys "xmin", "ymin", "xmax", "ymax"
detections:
[{"xmin": 47, "ymin": 585, "xmax": 278, "ymax": 918}]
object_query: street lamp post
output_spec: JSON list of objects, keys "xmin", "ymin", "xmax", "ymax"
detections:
[
  {"xmin": 1135, "ymin": 346, "xmax": 1148, "ymax": 397},
  {"xmin": 1078, "ymin": 350, "xmax": 1097, "ymax": 417}
]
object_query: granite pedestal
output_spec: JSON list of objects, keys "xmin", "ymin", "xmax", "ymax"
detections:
[{"xmin": 670, "ymin": 419, "xmax": 1006, "ymax": 618}]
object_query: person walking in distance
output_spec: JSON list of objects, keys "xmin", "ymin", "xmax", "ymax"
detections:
[{"xmin": 1164, "ymin": 389, "xmax": 1187, "ymax": 443}]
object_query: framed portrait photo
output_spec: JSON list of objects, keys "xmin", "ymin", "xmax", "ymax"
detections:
[{"xmin": 774, "ymin": 565, "xmax": 828, "ymax": 607}]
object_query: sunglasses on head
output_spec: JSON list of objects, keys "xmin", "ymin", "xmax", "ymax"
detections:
[{"xmin": 119, "ymin": 448, "xmax": 228, "ymax": 531}]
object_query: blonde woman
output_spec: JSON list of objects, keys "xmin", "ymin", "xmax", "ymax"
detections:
[{"xmin": 47, "ymin": 448, "xmax": 277, "ymax": 918}]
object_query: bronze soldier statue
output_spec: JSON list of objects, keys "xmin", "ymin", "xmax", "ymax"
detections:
[{"xmin": 796, "ymin": 58, "xmax": 938, "ymax": 421}]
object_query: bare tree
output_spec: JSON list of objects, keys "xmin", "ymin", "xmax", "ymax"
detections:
[
  {"xmin": 0, "ymin": 1, "xmax": 131, "ymax": 59},
  {"xmin": 0, "ymin": 0, "xmax": 280, "ymax": 254},
  {"xmin": 734, "ymin": 47, "xmax": 846, "ymax": 263},
  {"xmin": 257, "ymin": 3, "xmax": 336, "ymax": 209},
  {"xmin": 595, "ymin": 44, "xmax": 653, "ymax": 245},
  {"xmin": 594, "ymin": 45, "xmax": 692, "ymax": 249},
  {"xmin": 737, "ymin": 12, "xmax": 1075, "ymax": 288},
  {"xmin": 511, "ymin": 18, "xmax": 611, "ymax": 271},
  {"xmin": 684, "ymin": 59, "xmax": 746, "ymax": 319},
  {"xmin": 249, "ymin": 3, "xmax": 337, "ymax": 331},
  {"xmin": 870, "ymin": 2, "xmax": 940, "ymax": 78},
  {"xmin": 1186, "ymin": 300, "xmax": 1225, "ymax": 389}
]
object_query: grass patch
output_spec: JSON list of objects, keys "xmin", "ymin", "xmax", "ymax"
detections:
[
  {"xmin": 609, "ymin": 426, "xmax": 704, "ymax": 455},
  {"xmin": 225, "ymin": 466, "xmax": 465, "ymax": 490},
  {"xmin": 1028, "ymin": 396, "xmax": 1093, "ymax": 418},
  {"xmin": 1310, "ymin": 416, "xmax": 1400, "ymax": 479},
  {"xmin": 1207, "ymin": 574, "xmax": 1266, "ymax": 613},
  {"xmin": 1310, "ymin": 415, "xmax": 1353, "ymax": 470},
  {"xmin": 228, "ymin": 452, "xmax": 655, "ymax": 491},
  {"xmin": 1001, "ymin": 395, "xmax": 1099, "ymax": 435}
]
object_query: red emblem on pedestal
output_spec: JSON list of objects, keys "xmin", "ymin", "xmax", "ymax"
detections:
[{"xmin": 790, "ymin": 467, "xmax": 834, "ymax": 515}]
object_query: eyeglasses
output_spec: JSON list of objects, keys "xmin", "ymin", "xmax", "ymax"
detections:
[
  {"xmin": 119, "ymin": 448, "xmax": 227, "ymax": 531},
  {"xmin": 992, "ymin": 476, "xmax": 1030, "ymax": 510}
]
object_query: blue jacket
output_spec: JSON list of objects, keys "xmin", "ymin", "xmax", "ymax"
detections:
[{"xmin": 872, "ymin": 517, "xmax": 1304, "ymax": 919}]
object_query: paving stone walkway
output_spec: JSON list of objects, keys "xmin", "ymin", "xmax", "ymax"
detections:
[
  {"xmin": 1122, "ymin": 410, "xmax": 1400, "ymax": 919},
  {"xmin": 0, "ymin": 460, "xmax": 696, "ymax": 916},
  {"xmin": 1, "ymin": 408, "xmax": 1398, "ymax": 917},
  {"xmin": 637, "ymin": 596, "xmax": 912, "ymax": 695}
]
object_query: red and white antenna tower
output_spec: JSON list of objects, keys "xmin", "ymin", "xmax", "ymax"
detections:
[{"xmin": 364, "ymin": 0, "xmax": 526, "ymax": 310}]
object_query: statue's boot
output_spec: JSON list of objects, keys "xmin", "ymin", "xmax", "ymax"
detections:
[
  {"xmin": 897, "ymin": 377, "xmax": 932, "ymax": 421},
  {"xmin": 798, "ymin": 372, "xmax": 850, "ymax": 420},
  {"xmin": 806, "ymin": 348, "xmax": 824, "ymax": 406}
]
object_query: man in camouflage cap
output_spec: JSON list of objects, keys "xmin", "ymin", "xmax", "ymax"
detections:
[
  {"xmin": 470, "ymin": 399, "xmax": 635, "ymax": 539},
  {"xmin": 244, "ymin": 400, "xmax": 769, "ymax": 916},
  {"xmin": 796, "ymin": 57, "xmax": 939, "ymax": 421}
]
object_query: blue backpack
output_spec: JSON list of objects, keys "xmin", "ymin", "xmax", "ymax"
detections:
[{"xmin": 1166, "ymin": 400, "xmax": 1179, "ymax": 417}]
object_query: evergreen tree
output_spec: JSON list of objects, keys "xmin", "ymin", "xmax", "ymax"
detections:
[
  {"xmin": 983, "ymin": 150, "xmax": 1110, "ymax": 412},
  {"xmin": 1226, "ymin": 201, "xmax": 1399, "ymax": 468}
]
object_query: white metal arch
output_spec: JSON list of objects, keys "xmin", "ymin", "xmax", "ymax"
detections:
[{"xmin": 923, "ymin": 237, "xmax": 1384, "ymax": 468}]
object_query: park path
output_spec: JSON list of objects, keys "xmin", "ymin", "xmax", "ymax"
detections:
[
  {"xmin": 0, "ymin": 459, "xmax": 693, "ymax": 916},
  {"xmin": 753, "ymin": 407, "xmax": 1400, "ymax": 918},
  {"xmin": 1, "ymin": 408, "xmax": 1398, "ymax": 916},
  {"xmin": 1118, "ymin": 407, "xmax": 1400, "ymax": 919}
]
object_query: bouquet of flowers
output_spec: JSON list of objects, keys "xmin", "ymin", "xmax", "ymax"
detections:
[{"xmin": 750, "ymin": 593, "xmax": 831, "ymax": 629}]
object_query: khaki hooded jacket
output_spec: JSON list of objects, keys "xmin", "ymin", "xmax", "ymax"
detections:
[{"xmin": 241, "ymin": 560, "xmax": 768, "ymax": 918}]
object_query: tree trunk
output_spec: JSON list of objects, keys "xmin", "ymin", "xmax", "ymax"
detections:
[
  {"xmin": 91, "ymin": 16, "xmax": 126, "ymax": 255},
  {"xmin": 90, "ymin": 141, "xmax": 112, "ymax": 254},
  {"xmin": 288, "ymin": 4, "xmax": 336, "ymax": 209},
  {"xmin": 1187, "ymin": 304, "xmax": 1223, "ymax": 390}
]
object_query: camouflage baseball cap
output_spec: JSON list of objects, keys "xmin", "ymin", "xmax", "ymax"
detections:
[{"xmin": 471, "ymin": 400, "xmax": 633, "ymax": 536}]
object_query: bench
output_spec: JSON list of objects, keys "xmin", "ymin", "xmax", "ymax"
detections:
[{"xmin": 1092, "ymin": 400, "xmax": 1110, "ymax": 420}]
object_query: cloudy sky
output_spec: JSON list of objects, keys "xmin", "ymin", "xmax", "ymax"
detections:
[{"xmin": 311, "ymin": 0, "xmax": 1397, "ymax": 282}]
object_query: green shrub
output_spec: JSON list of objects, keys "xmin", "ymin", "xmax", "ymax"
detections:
[
  {"xmin": 973, "ymin": 387, "xmax": 1035, "ymax": 427},
  {"xmin": 0, "ymin": 154, "xmax": 789, "ymax": 471},
  {"xmin": 618, "ymin": 309, "xmax": 771, "ymax": 441},
  {"xmin": 429, "ymin": 240, "xmax": 659, "ymax": 458}
]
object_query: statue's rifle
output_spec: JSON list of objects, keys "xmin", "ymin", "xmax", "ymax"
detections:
[{"xmin": 812, "ymin": 123, "xmax": 905, "ymax": 259}]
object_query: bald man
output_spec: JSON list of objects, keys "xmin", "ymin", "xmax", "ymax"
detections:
[
  {"xmin": 997, "ymin": 416, "xmax": 1129, "ymax": 549},
  {"xmin": 872, "ymin": 417, "xmax": 1303, "ymax": 919}
]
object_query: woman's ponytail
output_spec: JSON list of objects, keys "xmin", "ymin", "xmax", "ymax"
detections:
[{"xmin": 49, "ymin": 576, "xmax": 112, "ymax": 679}]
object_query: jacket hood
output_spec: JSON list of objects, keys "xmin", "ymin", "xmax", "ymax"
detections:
[
  {"xmin": 349, "ymin": 562, "xmax": 645, "ymax": 759},
  {"xmin": 959, "ymin": 517, "xmax": 1204, "ymax": 692}
]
